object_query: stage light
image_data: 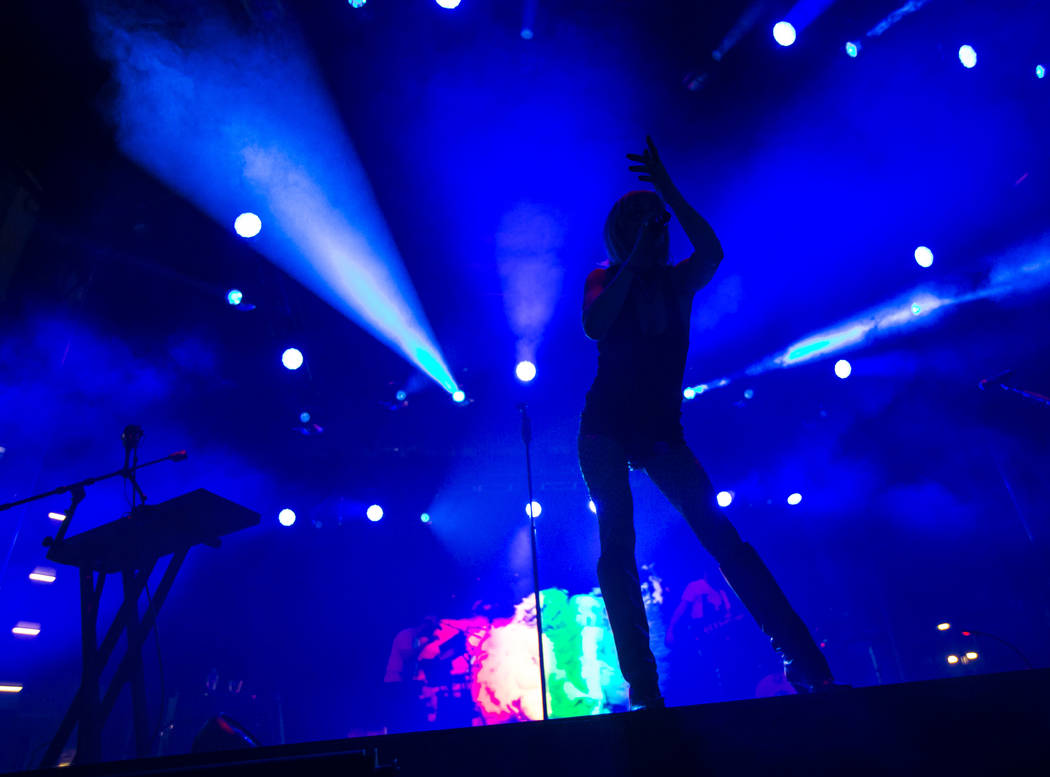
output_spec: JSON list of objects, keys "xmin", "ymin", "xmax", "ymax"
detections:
[
  {"xmin": 773, "ymin": 21, "xmax": 796, "ymax": 47},
  {"xmin": 420, "ymin": 512, "xmax": 431, "ymax": 524},
  {"xmin": 452, "ymin": 390, "xmax": 466, "ymax": 403},
  {"xmin": 12, "ymin": 622, "xmax": 41, "ymax": 637},
  {"xmin": 965, "ymin": 651, "xmax": 978, "ymax": 660},
  {"xmin": 47, "ymin": 512, "xmax": 65, "ymax": 522},
  {"xmin": 743, "ymin": 388, "xmax": 754, "ymax": 400},
  {"xmin": 716, "ymin": 491, "xmax": 733, "ymax": 508},
  {"xmin": 299, "ymin": 411, "xmax": 311, "ymax": 423},
  {"xmin": 911, "ymin": 302, "xmax": 922, "ymax": 316},
  {"xmin": 515, "ymin": 360, "xmax": 537, "ymax": 383},
  {"xmin": 367, "ymin": 504, "xmax": 384, "ymax": 522},
  {"xmin": 958, "ymin": 45, "xmax": 977, "ymax": 69},
  {"xmin": 588, "ymin": 500, "xmax": 597, "ymax": 514},
  {"xmin": 281, "ymin": 347, "xmax": 303, "ymax": 370},
  {"xmin": 946, "ymin": 654, "xmax": 959, "ymax": 664},
  {"xmin": 845, "ymin": 41, "xmax": 859, "ymax": 58},
  {"xmin": 937, "ymin": 622, "xmax": 951, "ymax": 631},
  {"xmin": 436, "ymin": 0, "xmax": 461, "ymax": 8},
  {"xmin": 834, "ymin": 359, "xmax": 852, "ymax": 379},
  {"xmin": 683, "ymin": 387, "xmax": 697, "ymax": 400},
  {"xmin": 914, "ymin": 246, "xmax": 934, "ymax": 268},
  {"xmin": 0, "ymin": 684, "xmax": 23, "ymax": 693},
  {"xmin": 1037, "ymin": 65, "xmax": 1046, "ymax": 79},
  {"xmin": 348, "ymin": 0, "xmax": 367, "ymax": 7},
  {"xmin": 787, "ymin": 492, "xmax": 802, "ymax": 506},
  {"xmin": 526, "ymin": 501, "xmax": 542, "ymax": 518},
  {"xmin": 278, "ymin": 508, "xmax": 296, "ymax": 527},
  {"xmin": 395, "ymin": 390, "xmax": 407, "ymax": 401},
  {"xmin": 234, "ymin": 212, "xmax": 262, "ymax": 238},
  {"xmin": 29, "ymin": 567, "xmax": 57, "ymax": 583},
  {"xmin": 521, "ymin": 28, "xmax": 533, "ymax": 40},
  {"xmin": 226, "ymin": 289, "xmax": 243, "ymax": 306}
]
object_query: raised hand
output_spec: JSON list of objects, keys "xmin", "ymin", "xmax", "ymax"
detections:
[{"xmin": 626, "ymin": 136, "xmax": 674, "ymax": 199}]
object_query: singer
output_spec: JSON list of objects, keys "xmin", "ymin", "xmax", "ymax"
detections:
[{"xmin": 578, "ymin": 137, "xmax": 836, "ymax": 709}]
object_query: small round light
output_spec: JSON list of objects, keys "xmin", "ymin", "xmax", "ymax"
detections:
[
  {"xmin": 278, "ymin": 508, "xmax": 296, "ymax": 527},
  {"xmin": 588, "ymin": 500, "xmax": 597, "ymax": 514},
  {"xmin": 946, "ymin": 654, "xmax": 959, "ymax": 664},
  {"xmin": 367, "ymin": 504, "xmax": 384, "ymax": 522},
  {"xmin": 911, "ymin": 302, "xmax": 922, "ymax": 316},
  {"xmin": 1037, "ymin": 65, "xmax": 1046, "ymax": 79},
  {"xmin": 936, "ymin": 622, "xmax": 951, "ymax": 631},
  {"xmin": 420, "ymin": 512, "xmax": 431, "ymax": 524},
  {"xmin": 526, "ymin": 501, "xmax": 542, "ymax": 518},
  {"xmin": 299, "ymin": 411, "xmax": 311, "ymax": 423},
  {"xmin": 435, "ymin": 0, "xmax": 461, "ymax": 8},
  {"xmin": 226, "ymin": 289, "xmax": 243, "ymax": 306},
  {"xmin": 234, "ymin": 212, "xmax": 262, "ymax": 238},
  {"xmin": 787, "ymin": 492, "xmax": 802, "ymax": 506},
  {"xmin": 845, "ymin": 41, "xmax": 859, "ymax": 58},
  {"xmin": 773, "ymin": 21, "xmax": 796, "ymax": 47},
  {"xmin": 515, "ymin": 360, "xmax": 537, "ymax": 383},
  {"xmin": 965, "ymin": 651, "xmax": 978, "ymax": 660},
  {"xmin": 958, "ymin": 45, "xmax": 977, "ymax": 69},
  {"xmin": 521, "ymin": 28, "xmax": 533, "ymax": 40},
  {"xmin": 743, "ymin": 388, "xmax": 754, "ymax": 400},
  {"xmin": 683, "ymin": 387, "xmax": 697, "ymax": 400},
  {"xmin": 914, "ymin": 246, "xmax": 934, "ymax": 267},
  {"xmin": 282, "ymin": 348, "xmax": 304, "ymax": 370},
  {"xmin": 348, "ymin": 0, "xmax": 367, "ymax": 7},
  {"xmin": 396, "ymin": 390, "xmax": 407, "ymax": 402},
  {"xmin": 834, "ymin": 359, "xmax": 852, "ymax": 379},
  {"xmin": 716, "ymin": 491, "xmax": 733, "ymax": 508},
  {"xmin": 452, "ymin": 390, "xmax": 466, "ymax": 403}
]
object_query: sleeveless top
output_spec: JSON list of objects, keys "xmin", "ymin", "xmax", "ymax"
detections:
[{"xmin": 580, "ymin": 263, "xmax": 690, "ymax": 449}]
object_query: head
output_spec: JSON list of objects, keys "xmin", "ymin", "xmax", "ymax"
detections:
[{"xmin": 603, "ymin": 190, "xmax": 670, "ymax": 268}]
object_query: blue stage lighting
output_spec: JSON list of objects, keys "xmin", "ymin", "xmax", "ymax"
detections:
[
  {"xmin": 420, "ymin": 512, "xmax": 431, "ymax": 524},
  {"xmin": 787, "ymin": 493, "xmax": 802, "ymax": 506},
  {"xmin": 452, "ymin": 390, "xmax": 466, "ymax": 403},
  {"xmin": 914, "ymin": 246, "xmax": 934, "ymax": 268},
  {"xmin": 588, "ymin": 500, "xmax": 597, "ymax": 514},
  {"xmin": 396, "ymin": 390, "xmax": 407, "ymax": 401},
  {"xmin": 958, "ymin": 45, "xmax": 977, "ymax": 69},
  {"xmin": 436, "ymin": 0, "xmax": 461, "ymax": 8},
  {"xmin": 743, "ymin": 388, "xmax": 754, "ymax": 400},
  {"xmin": 299, "ymin": 411, "xmax": 311, "ymax": 423},
  {"xmin": 773, "ymin": 21, "xmax": 796, "ymax": 47},
  {"xmin": 234, "ymin": 212, "xmax": 261, "ymax": 238},
  {"xmin": 515, "ymin": 360, "xmax": 537, "ymax": 383},
  {"xmin": 834, "ymin": 359, "xmax": 852, "ymax": 379},
  {"xmin": 281, "ymin": 347, "xmax": 304, "ymax": 370},
  {"xmin": 526, "ymin": 501, "xmax": 542, "ymax": 518},
  {"xmin": 845, "ymin": 41, "xmax": 859, "ymax": 58},
  {"xmin": 521, "ymin": 28, "xmax": 533, "ymax": 40},
  {"xmin": 278, "ymin": 508, "xmax": 296, "ymax": 526},
  {"xmin": 683, "ymin": 387, "xmax": 697, "ymax": 400},
  {"xmin": 367, "ymin": 504, "xmax": 384, "ymax": 522},
  {"xmin": 716, "ymin": 491, "xmax": 733, "ymax": 508},
  {"xmin": 226, "ymin": 288, "xmax": 243, "ymax": 306},
  {"xmin": 1037, "ymin": 65, "xmax": 1046, "ymax": 79},
  {"xmin": 348, "ymin": 0, "xmax": 366, "ymax": 7},
  {"xmin": 911, "ymin": 302, "xmax": 922, "ymax": 316}
]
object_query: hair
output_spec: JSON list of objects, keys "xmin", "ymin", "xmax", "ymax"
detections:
[{"xmin": 602, "ymin": 189, "xmax": 665, "ymax": 265}]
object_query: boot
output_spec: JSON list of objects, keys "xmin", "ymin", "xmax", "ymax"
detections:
[{"xmin": 717, "ymin": 542, "xmax": 835, "ymax": 693}]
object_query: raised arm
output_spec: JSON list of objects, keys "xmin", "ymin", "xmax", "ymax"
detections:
[
  {"xmin": 627, "ymin": 136, "xmax": 724, "ymax": 293},
  {"xmin": 582, "ymin": 219, "xmax": 665, "ymax": 341}
]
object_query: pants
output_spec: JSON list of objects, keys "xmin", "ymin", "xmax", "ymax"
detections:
[
  {"xmin": 578, "ymin": 432, "xmax": 745, "ymax": 702},
  {"xmin": 578, "ymin": 432, "xmax": 830, "ymax": 702}
]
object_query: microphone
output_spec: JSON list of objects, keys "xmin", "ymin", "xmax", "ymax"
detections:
[{"xmin": 121, "ymin": 424, "xmax": 144, "ymax": 452}]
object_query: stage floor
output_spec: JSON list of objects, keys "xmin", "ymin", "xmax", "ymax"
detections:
[{"xmin": 15, "ymin": 669, "xmax": 1050, "ymax": 776}]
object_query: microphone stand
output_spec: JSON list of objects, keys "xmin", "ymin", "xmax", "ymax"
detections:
[{"xmin": 519, "ymin": 404, "xmax": 549, "ymax": 721}]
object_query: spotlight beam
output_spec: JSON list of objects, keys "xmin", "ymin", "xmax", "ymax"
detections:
[{"xmin": 90, "ymin": 7, "xmax": 458, "ymax": 394}]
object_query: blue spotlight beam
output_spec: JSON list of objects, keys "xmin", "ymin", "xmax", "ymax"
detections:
[{"xmin": 90, "ymin": 7, "xmax": 457, "ymax": 394}]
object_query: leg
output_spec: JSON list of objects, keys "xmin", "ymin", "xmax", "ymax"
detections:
[
  {"xmin": 644, "ymin": 442, "xmax": 834, "ymax": 690},
  {"xmin": 578, "ymin": 432, "xmax": 661, "ymax": 704}
]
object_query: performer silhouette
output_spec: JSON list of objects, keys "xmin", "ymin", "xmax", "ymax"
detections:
[{"xmin": 578, "ymin": 137, "xmax": 835, "ymax": 709}]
